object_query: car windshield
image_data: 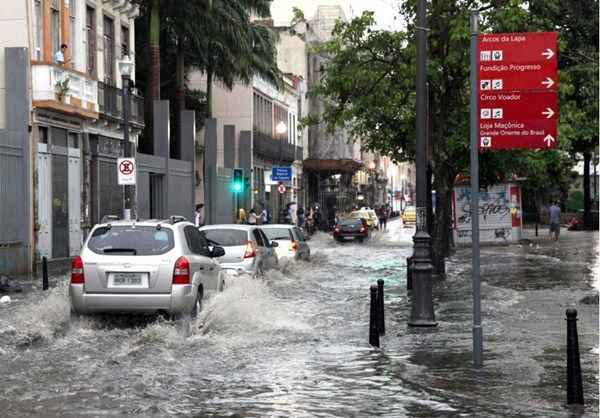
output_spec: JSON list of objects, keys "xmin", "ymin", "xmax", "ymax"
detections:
[
  {"xmin": 263, "ymin": 228, "xmax": 292, "ymax": 241},
  {"xmin": 338, "ymin": 218, "xmax": 362, "ymax": 227},
  {"xmin": 87, "ymin": 225, "xmax": 174, "ymax": 255},
  {"xmin": 405, "ymin": 206, "xmax": 416, "ymax": 212},
  {"xmin": 202, "ymin": 229, "xmax": 248, "ymax": 246},
  {"xmin": 350, "ymin": 211, "xmax": 366, "ymax": 219}
]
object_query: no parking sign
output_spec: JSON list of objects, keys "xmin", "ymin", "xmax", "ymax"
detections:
[{"xmin": 117, "ymin": 158, "xmax": 136, "ymax": 185}]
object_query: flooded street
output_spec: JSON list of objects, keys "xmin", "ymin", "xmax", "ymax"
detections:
[{"xmin": 0, "ymin": 220, "xmax": 598, "ymax": 417}]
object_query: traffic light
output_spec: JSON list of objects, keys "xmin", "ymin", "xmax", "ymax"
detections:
[{"xmin": 232, "ymin": 168, "xmax": 244, "ymax": 193}]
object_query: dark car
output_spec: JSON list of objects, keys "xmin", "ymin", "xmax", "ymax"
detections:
[{"xmin": 333, "ymin": 218, "xmax": 369, "ymax": 242}]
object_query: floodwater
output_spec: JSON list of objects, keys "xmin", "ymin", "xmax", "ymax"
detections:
[{"xmin": 0, "ymin": 221, "xmax": 597, "ymax": 417}]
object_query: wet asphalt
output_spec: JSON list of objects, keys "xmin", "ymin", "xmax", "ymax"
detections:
[{"xmin": 0, "ymin": 220, "xmax": 597, "ymax": 417}]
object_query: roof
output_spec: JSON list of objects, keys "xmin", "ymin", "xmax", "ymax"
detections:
[{"xmin": 199, "ymin": 224, "xmax": 258, "ymax": 231}]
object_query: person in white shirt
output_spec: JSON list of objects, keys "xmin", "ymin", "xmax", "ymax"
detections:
[
  {"xmin": 54, "ymin": 44, "xmax": 69, "ymax": 65},
  {"xmin": 194, "ymin": 203, "xmax": 204, "ymax": 227},
  {"xmin": 248, "ymin": 208, "xmax": 258, "ymax": 225}
]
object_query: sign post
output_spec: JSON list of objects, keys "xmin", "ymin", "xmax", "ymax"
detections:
[
  {"xmin": 118, "ymin": 157, "xmax": 136, "ymax": 221},
  {"xmin": 471, "ymin": 26, "xmax": 558, "ymax": 368}
]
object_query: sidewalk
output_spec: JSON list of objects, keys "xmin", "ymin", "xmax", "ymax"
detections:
[{"xmin": 384, "ymin": 229, "xmax": 599, "ymax": 417}]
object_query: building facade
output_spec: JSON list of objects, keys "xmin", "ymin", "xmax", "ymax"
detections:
[{"xmin": 0, "ymin": 0, "xmax": 143, "ymax": 273}]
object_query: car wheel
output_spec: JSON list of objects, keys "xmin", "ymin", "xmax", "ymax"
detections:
[{"xmin": 190, "ymin": 287, "xmax": 203, "ymax": 319}]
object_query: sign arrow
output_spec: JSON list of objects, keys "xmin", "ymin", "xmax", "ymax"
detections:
[
  {"xmin": 542, "ymin": 108, "xmax": 555, "ymax": 118},
  {"xmin": 541, "ymin": 48, "xmax": 555, "ymax": 59},
  {"xmin": 544, "ymin": 134, "xmax": 555, "ymax": 146},
  {"xmin": 541, "ymin": 77, "xmax": 555, "ymax": 88}
]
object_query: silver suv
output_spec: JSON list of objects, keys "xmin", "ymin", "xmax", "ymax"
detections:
[{"xmin": 70, "ymin": 217, "xmax": 226, "ymax": 319}]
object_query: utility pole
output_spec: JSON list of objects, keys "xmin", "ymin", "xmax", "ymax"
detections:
[{"xmin": 408, "ymin": 0, "xmax": 437, "ymax": 327}]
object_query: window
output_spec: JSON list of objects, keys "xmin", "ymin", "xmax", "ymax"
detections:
[
  {"xmin": 33, "ymin": 0, "xmax": 42, "ymax": 60},
  {"xmin": 51, "ymin": 127, "xmax": 67, "ymax": 147},
  {"xmin": 86, "ymin": 7, "xmax": 96, "ymax": 75},
  {"xmin": 38, "ymin": 126, "xmax": 48, "ymax": 144},
  {"xmin": 121, "ymin": 25, "xmax": 130, "ymax": 58},
  {"xmin": 87, "ymin": 226, "xmax": 175, "ymax": 256},
  {"xmin": 252, "ymin": 229, "xmax": 265, "ymax": 247},
  {"xmin": 69, "ymin": 0, "xmax": 76, "ymax": 67},
  {"xmin": 103, "ymin": 15, "xmax": 115, "ymax": 84},
  {"xmin": 68, "ymin": 132, "xmax": 79, "ymax": 149},
  {"xmin": 51, "ymin": 0, "xmax": 60, "ymax": 57},
  {"xmin": 184, "ymin": 226, "xmax": 210, "ymax": 256},
  {"xmin": 202, "ymin": 229, "xmax": 247, "ymax": 246}
]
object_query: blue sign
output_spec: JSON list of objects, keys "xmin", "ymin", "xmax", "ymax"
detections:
[{"xmin": 271, "ymin": 166, "xmax": 292, "ymax": 182}]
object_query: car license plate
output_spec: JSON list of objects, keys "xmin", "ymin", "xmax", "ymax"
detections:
[
  {"xmin": 343, "ymin": 236, "xmax": 354, "ymax": 240},
  {"xmin": 109, "ymin": 273, "xmax": 147, "ymax": 288}
]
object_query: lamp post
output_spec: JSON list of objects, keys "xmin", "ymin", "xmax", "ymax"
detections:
[
  {"xmin": 276, "ymin": 120, "xmax": 287, "ymax": 222},
  {"xmin": 409, "ymin": 0, "xmax": 437, "ymax": 327},
  {"xmin": 118, "ymin": 55, "xmax": 135, "ymax": 220},
  {"xmin": 368, "ymin": 161, "xmax": 376, "ymax": 207}
]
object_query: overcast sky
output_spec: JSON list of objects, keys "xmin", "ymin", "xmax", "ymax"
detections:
[{"xmin": 350, "ymin": 0, "xmax": 404, "ymax": 30}]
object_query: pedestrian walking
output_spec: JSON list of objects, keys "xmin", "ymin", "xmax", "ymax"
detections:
[
  {"xmin": 248, "ymin": 208, "xmax": 258, "ymax": 225},
  {"xmin": 549, "ymin": 200, "xmax": 561, "ymax": 241},
  {"xmin": 260, "ymin": 207, "xmax": 269, "ymax": 224},
  {"xmin": 379, "ymin": 205, "xmax": 389, "ymax": 231},
  {"xmin": 297, "ymin": 206, "xmax": 305, "ymax": 228},
  {"xmin": 194, "ymin": 203, "xmax": 205, "ymax": 227},
  {"xmin": 237, "ymin": 208, "xmax": 247, "ymax": 224}
]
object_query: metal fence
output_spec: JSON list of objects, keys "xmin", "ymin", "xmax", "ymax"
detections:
[
  {"xmin": 98, "ymin": 81, "xmax": 144, "ymax": 126},
  {"xmin": 253, "ymin": 131, "xmax": 302, "ymax": 163}
]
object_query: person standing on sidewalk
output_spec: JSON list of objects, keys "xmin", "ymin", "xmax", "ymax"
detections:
[
  {"xmin": 248, "ymin": 208, "xmax": 258, "ymax": 225},
  {"xmin": 549, "ymin": 201, "xmax": 561, "ymax": 241},
  {"xmin": 195, "ymin": 204, "xmax": 205, "ymax": 227}
]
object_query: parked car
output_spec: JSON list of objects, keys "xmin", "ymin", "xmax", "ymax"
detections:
[
  {"xmin": 402, "ymin": 206, "xmax": 417, "ymax": 225},
  {"xmin": 199, "ymin": 225, "xmax": 279, "ymax": 277},
  {"xmin": 350, "ymin": 209, "xmax": 379, "ymax": 230},
  {"xmin": 261, "ymin": 224, "xmax": 311, "ymax": 261},
  {"xmin": 333, "ymin": 218, "xmax": 370, "ymax": 242},
  {"xmin": 69, "ymin": 217, "xmax": 226, "ymax": 319}
]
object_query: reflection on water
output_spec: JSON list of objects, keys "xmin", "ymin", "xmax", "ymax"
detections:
[{"xmin": 0, "ymin": 222, "xmax": 597, "ymax": 417}]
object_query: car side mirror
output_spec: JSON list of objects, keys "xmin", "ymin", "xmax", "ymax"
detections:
[
  {"xmin": 270, "ymin": 241, "xmax": 279, "ymax": 247},
  {"xmin": 211, "ymin": 246, "xmax": 225, "ymax": 258}
]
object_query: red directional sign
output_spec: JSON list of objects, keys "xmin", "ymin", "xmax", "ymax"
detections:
[{"xmin": 477, "ymin": 31, "xmax": 558, "ymax": 150}]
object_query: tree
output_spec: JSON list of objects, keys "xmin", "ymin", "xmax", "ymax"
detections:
[{"xmin": 307, "ymin": 0, "xmax": 598, "ymax": 265}]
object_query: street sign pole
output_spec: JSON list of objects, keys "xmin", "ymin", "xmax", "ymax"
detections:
[{"xmin": 470, "ymin": 11, "xmax": 483, "ymax": 369}]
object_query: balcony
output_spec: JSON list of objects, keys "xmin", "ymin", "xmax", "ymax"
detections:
[
  {"xmin": 31, "ymin": 63, "xmax": 99, "ymax": 119},
  {"xmin": 98, "ymin": 82, "xmax": 145, "ymax": 127},
  {"xmin": 253, "ymin": 130, "xmax": 303, "ymax": 163}
]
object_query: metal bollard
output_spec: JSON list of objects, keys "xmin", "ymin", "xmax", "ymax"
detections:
[
  {"xmin": 407, "ymin": 256, "xmax": 413, "ymax": 290},
  {"xmin": 566, "ymin": 308, "xmax": 584, "ymax": 406},
  {"xmin": 42, "ymin": 256, "xmax": 49, "ymax": 291},
  {"xmin": 377, "ymin": 279, "xmax": 385, "ymax": 335},
  {"xmin": 369, "ymin": 285, "xmax": 380, "ymax": 347}
]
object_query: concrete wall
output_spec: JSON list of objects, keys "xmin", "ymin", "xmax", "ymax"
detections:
[{"xmin": 0, "ymin": 1, "xmax": 30, "ymax": 130}]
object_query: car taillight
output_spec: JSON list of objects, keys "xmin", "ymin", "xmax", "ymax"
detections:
[
  {"xmin": 360, "ymin": 227, "xmax": 366, "ymax": 233},
  {"xmin": 334, "ymin": 227, "xmax": 340, "ymax": 233},
  {"xmin": 289, "ymin": 240, "xmax": 298, "ymax": 251},
  {"xmin": 71, "ymin": 256, "xmax": 85, "ymax": 284},
  {"xmin": 244, "ymin": 241, "xmax": 257, "ymax": 258},
  {"xmin": 172, "ymin": 256, "xmax": 190, "ymax": 285}
]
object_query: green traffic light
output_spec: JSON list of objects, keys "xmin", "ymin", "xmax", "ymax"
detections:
[{"xmin": 232, "ymin": 182, "xmax": 243, "ymax": 193}]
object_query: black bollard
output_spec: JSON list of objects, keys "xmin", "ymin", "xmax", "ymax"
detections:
[
  {"xmin": 566, "ymin": 308, "xmax": 584, "ymax": 406},
  {"xmin": 377, "ymin": 279, "xmax": 385, "ymax": 336},
  {"xmin": 406, "ymin": 256, "xmax": 413, "ymax": 290},
  {"xmin": 42, "ymin": 256, "xmax": 49, "ymax": 291},
  {"xmin": 369, "ymin": 285, "xmax": 380, "ymax": 347}
]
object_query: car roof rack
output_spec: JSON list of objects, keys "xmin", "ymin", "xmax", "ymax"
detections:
[
  {"xmin": 101, "ymin": 215, "xmax": 120, "ymax": 223},
  {"xmin": 166, "ymin": 215, "xmax": 187, "ymax": 225}
]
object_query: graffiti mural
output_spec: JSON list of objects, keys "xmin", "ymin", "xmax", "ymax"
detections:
[{"xmin": 453, "ymin": 184, "xmax": 522, "ymax": 244}]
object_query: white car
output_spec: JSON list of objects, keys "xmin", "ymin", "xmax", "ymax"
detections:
[
  {"xmin": 261, "ymin": 224, "xmax": 310, "ymax": 261},
  {"xmin": 199, "ymin": 225, "xmax": 279, "ymax": 277}
]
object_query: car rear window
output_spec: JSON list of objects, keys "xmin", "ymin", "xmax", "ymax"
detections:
[
  {"xmin": 338, "ymin": 218, "xmax": 362, "ymax": 227},
  {"xmin": 263, "ymin": 228, "xmax": 292, "ymax": 241},
  {"xmin": 87, "ymin": 225, "xmax": 174, "ymax": 255},
  {"xmin": 202, "ymin": 229, "xmax": 248, "ymax": 246}
]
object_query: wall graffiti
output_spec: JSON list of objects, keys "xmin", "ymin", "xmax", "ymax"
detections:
[{"xmin": 453, "ymin": 184, "xmax": 520, "ymax": 243}]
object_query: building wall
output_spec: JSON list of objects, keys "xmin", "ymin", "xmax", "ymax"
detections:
[
  {"xmin": 0, "ymin": 2, "xmax": 30, "ymax": 129},
  {"xmin": 269, "ymin": 0, "xmax": 352, "ymax": 28}
]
